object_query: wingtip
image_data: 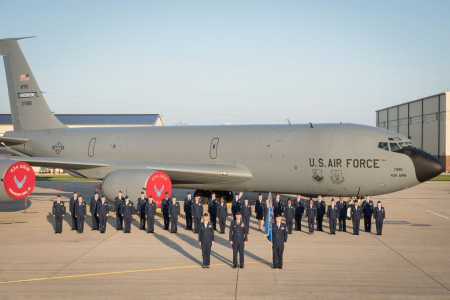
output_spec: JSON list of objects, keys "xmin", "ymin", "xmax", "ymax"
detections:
[{"xmin": 0, "ymin": 36, "xmax": 36, "ymax": 43}]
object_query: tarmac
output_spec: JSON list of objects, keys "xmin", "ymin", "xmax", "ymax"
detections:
[{"xmin": 0, "ymin": 181, "xmax": 449, "ymax": 299}]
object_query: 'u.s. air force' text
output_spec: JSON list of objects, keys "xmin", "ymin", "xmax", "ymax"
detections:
[{"xmin": 309, "ymin": 158, "xmax": 380, "ymax": 168}]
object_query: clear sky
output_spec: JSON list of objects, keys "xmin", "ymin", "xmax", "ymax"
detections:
[{"xmin": 0, "ymin": 1, "xmax": 449, "ymax": 126}]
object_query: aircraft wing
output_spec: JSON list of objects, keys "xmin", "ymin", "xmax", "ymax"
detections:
[
  {"xmin": 0, "ymin": 156, "xmax": 110, "ymax": 169},
  {"xmin": 0, "ymin": 156, "xmax": 252, "ymax": 184}
]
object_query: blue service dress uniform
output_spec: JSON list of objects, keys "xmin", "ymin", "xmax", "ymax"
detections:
[
  {"xmin": 217, "ymin": 202, "xmax": 228, "ymax": 234},
  {"xmin": 327, "ymin": 204, "xmax": 338, "ymax": 234},
  {"xmin": 145, "ymin": 200, "xmax": 157, "ymax": 233},
  {"xmin": 96, "ymin": 200, "xmax": 109, "ymax": 233},
  {"xmin": 75, "ymin": 201, "xmax": 87, "ymax": 233},
  {"xmin": 162, "ymin": 198, "xmax": 170, "ymax": 230},
  {"xmin": 52, "ymin": 200, "xmax": 66, "ymax": 233},
  {"xmin": 208, "ymin": 198, "xmax": 218, "ymax": 230},
  {"xmin": 121, "ymin": 201, "xmax": 134, "ymax": 233},
  {"xmin": 114, "ymin": 196, "xmax": 125, "ymax": 230},
  {"xmin": 315, "ymin": 200, "xmax": 326, "ymax": 231},
  {"xmin": 336, "ymin": 200, "xmax": 347, "ymax": 231},
  {"xmin": 90, "ymin": 197, "xmax": 99, "ymax": 230},
  {"xmin": 284, "ymin": 204, "xmax": 295, "ymax": 234},
  {"xmin": 169, "ymin": 201, "xmax": 180, "ymax": 233},
  {"xmin": 306, "ymin": 204, "xmax": 317, "ymax": 233},
  {"xmin": 184, "ymin": 197, "xmax": 193, "ymax": 230},
  {"xmin": 272, "ymin": 222, "xmax": 288, "ymax": 268},
  {"xmin": 137, "ymin": 197, "xmax": 148, "ymax": 230},
  {"xmin": 198, "ymin": 221, "xmax": 214, "ymax": 267},
  {"xmin": 240, "ymin": 203, "xmax": 252, "ymax": 234},
  {"xmin": 255, "ymin": 199, "xmax": 264, "ymax": 220},
  {"xmin": 351, "ymin": 205, "xmax": 362, "ymax": 235},
  {"xmin": 362, "ymin": 199, "xmax": 374, "ymax": 232},
  {"xmin": 294, "ymin": 198, "xmax": 304, "ymax": 231},
  {"xmin": 229, "ymin": 220, "xmax": 247, "ymax": 268},
  {"xmin": 231, "ymin": 198, "xmax": 241, "ymax": 220},
  {"xmin": 373, "ymin": 206, "xmax": 385, "ymax": 235},
  {"xmin": 273, "ymin": 199, "xmax": 284, "ymax": 218},
  {"xmin": 69, "ymin": 196, "xmax": 78, "ymax": 230},
  {"xmin": 191, "ymin": 201, "xmax": 203, "ymax": 233}
]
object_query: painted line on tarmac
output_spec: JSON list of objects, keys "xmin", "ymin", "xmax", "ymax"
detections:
[
  {"xmin": 426, "ymin": 210, "xmax": 449, "ymax": 219},
  {"xmin": 0, "ymin": 260, "xmax": 292, "ymax": 285}
]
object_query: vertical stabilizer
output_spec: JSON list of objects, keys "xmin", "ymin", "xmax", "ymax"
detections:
[{"xmin": 0, "ymin": 37, "xmax": 66, "ymax": 130}]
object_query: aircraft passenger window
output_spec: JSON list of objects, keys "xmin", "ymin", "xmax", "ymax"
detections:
[
  {"xmin": 390, "ymin": 143, "xmax": 401, "ymax": 152},
  {"xmin": 378, "ymin": 142, "xmax": 389, "ymax": 151},
  {"xmin": 399, "ymin": 142, "xmax": 415, "ymax": 149}
]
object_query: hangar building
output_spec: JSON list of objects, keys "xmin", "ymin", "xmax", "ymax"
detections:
[{"xmin": 376, "ymin": 91, "xmax": 449, "ymax": 172}]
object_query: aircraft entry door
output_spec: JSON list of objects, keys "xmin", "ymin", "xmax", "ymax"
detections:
[
  {"xmin": 210, "ymin": 138, "xmax": 219, "ymax": 159},
  {"xmin": 88, "ymin": 138, "xmax": 96, "ymax": 157}
]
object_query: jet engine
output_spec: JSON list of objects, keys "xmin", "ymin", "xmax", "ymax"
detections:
[
  {"xmin": 102, "ymin": 169, "xmax": 172, "ymax": 208},
  {"xmin": 0, "ymin": 160, "xmax": 36, "ymax": 203}
]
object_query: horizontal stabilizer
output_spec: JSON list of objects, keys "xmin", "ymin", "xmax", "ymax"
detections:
[{"xmin": 0, "ymin": 136, "xmax": 29, "ymax": 145}]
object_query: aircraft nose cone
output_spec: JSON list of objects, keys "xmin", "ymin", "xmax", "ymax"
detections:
[{"xmin": 397, "ymin": 148, "xmax": 445, "ymax": 182}]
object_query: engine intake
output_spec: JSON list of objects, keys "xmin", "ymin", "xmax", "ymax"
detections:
[
  {"xmin": 102, "ymin": 169, "xmax": 172, "ymax": 208},
  {"xmin": 0, "ymin": 161, "xmax": 36, "ymax": 202}
]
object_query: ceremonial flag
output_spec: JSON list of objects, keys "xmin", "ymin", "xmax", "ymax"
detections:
[{"xmin": 264, "ymin": 192, "xmax": 273, "ymax": 245}]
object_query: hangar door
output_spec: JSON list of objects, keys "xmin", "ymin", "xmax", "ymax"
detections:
[{"xmin": 210, "ymin": 138, "xmax": 219, "ymax": 159}]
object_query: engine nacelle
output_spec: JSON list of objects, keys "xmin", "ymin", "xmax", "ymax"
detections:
[
  {"xmin": 0, "ymin": 161, "xmax": 36, "ymax": 203},
  {"xmin": 102, "ymin": 169, "xmax": 172, "ymax": 208}
]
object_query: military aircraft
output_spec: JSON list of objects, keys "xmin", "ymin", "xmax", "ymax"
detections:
[{"xmin": 0, "ymin": 37, "xmax": 444, "ymax": 206}]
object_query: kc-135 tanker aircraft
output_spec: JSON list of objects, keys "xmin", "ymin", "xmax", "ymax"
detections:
[{"xmin": 0, "ymin": 37, "xmax": 444, "ymax": 206}]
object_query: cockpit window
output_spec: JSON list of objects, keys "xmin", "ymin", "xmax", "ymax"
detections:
[
  {"xmin": 378, "ymin": 142, "xmax": 389, "ymax": 151},
  {"xmin": 390, "ymin": 143, "xmax": 401, "ymax": 151},
  {"xmin": 399, "ymin": 142, "xmax": 415, "ymax": 149}
]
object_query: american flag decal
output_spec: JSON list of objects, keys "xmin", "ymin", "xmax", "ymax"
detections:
[{"xmin": 20, "ymin": 74, "xmax": 30, "ymax": 82}]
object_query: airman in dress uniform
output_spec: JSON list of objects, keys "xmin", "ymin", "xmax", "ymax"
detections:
[
  {"xmin": 169, "ymin": 196, "xmax": 180, "ymax": 233},
  {"xmin": 162, "ymin": 192, "xmax": 171, "ymax": 230},
  {"xmin": 373, "ymin": 201, "xmax": 386, "ymax": 235},
  {"xmin": 217, "ymin": 196, "xmax": 228, "ymax": 234},
  {"xmin": 208, "ymin": 193, "xmax": 219, "ymax": 230},
  {"xmin": 75, "ymin": 195, "xmax": 87, "ymax": 234},
  {"xmin": 232, "ymin": 193, "xmax": 241, "ymax": 220},
  {"xmin": 69, "ymin": 191, "xmax": 78, "ymax": 231},
  {"xmin": 137, "ymin": 191, "xmax": 148, "ymax": 230},
  {"xmin": 336, "ymin": 195, "xmax": 347, "ymax": 232},
  {"xmin": 284, "ymin": 199, "xmax": 295, "ymax": 234},
  {"xmin": 192, "ymin": 196, "xmax": 204, "ymax": 234},
  {"xmin": 272, "ymin": 214, "xmax": 288, "ymax": 269},
  {"xmin": 362, "ymin": 195, "xmax": 374, "ymax": 233},
  {"xmin": 96, "ymin": 195, "xmax": 109, "ymax": 233},
  {"xmin": 315, "ymin": 195, "xmax": 326, "ymax": 231},
  {"xmin": 351, "ymin": 199, "xmax": 362, "ymax": 235},
  {"xmin": 121, "ymin": 196, "xmax": 134, "ymax": 233},
  {"xmin": 327, "ymin": 199, "xmax": 338, "ymax": 235},
  {"xmin": 241, "ymin": 198, "xmax": 252, "ymax": 235},
  {"xmin": 52, "ymin": 195, "xmax": 65, "ymax": 233},
  {"xmin": 306, "ymin": 198, "xmax": 317, "ymax": 234},
  {"xmin": 90, "ymin": 192, "xmax": 100, "ymax": 230},
  {"xmin": 294, "ymin": 194, "xmax": 304, "ymax": 231},
  {"xmin": 273, "ymin": 193, "xmax": 284, "ymax": 217},
  {"xmin": 114, "ymin": 191, "xmax": 125, "ymax": 230},
  {"xmin": 229, "ymin": 212, "xmax": 247, "ymax": 269},
  {"xmin": 255, "ymin": 193, "xmax": 265, "ymax": 231},
  {"xmin": 198, "ymin": 213, "xmax": 214, "ymax": 268},
  {"xmin": 184, "ymin": 192, "xmax": 193, "ymax": 230},
  {"xmin": 145, "ymin": 196, "xmax": 157, "ymax": 233}
]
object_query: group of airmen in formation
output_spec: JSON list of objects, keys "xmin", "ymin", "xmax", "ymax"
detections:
[{"xmin": 52, "ymin": 190, "xmax": 386, "ymax": 269}]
